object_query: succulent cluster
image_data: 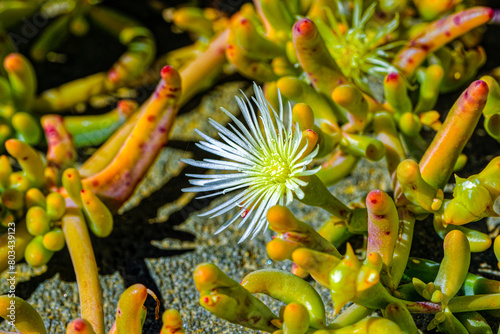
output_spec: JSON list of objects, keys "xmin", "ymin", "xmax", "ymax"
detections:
[
  {"xmin": 0, "ymin": 53, "xmax": 41, "ymax": 147},
  {"xmin": 0, "ymin": 0, "xmax": 497, "ymax": 333},
  {"xmin": 0, "ymin": 284, "xmax": 185, "ymax": 334},
  {"xmin": 0, "ymin": 1, "xmax": 188, "ymax": 330},
  {"xmin": 190, "ymin": 80, "xmax": 500, "ymax": 334},
  {"xmin": 179, "ymin": 0, "xmax": 500, "ymax": 333}
]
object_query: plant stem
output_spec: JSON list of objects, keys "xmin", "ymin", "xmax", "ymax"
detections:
[
  {"xmin": 405, "ymin": 293, "xmax": 500, "ymax": 314},
  {"xmin": 328, "ymin": 304, "xmax": 373, "ymax": 328},
  {"xmin": 62, "ymin": 208, "xmax": 104, "ymax": 334},
  {"xmin": 300, "ymin": 175, "xmax": 351, "ymax": 221},
  {"xmin": 404, "ymin": 301, "xmax": 441, "ymax": 313},
  {"xmin": 179, "ymin": 28, "xmax": 229, "ymax": 106},
  {"xmin": 79, "ymin": 29, "xmax": 229, "ymax": 178}
]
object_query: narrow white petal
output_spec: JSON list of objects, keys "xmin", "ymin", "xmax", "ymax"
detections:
[
  {"xmin": 251, "ymin": 190, "xmax": 281, "ymax": 239},
  {"xmin": 237, "ymin": 96, "xmax": 264, "ymax": 145},
  {"xmin": 202, "ymin": 159, "xmax": 252, "ymax": 170},
  {"xmin": 221, "ymin": 107, "xmax": 261, "ymax": 150},
  {"xmin": 287, "ymin": 103, "xmax": 293, "ymax": 135},
  {"xmin": 210, "ymin": 184, "xmax": 269, "ymax": 221},
  {"xmin": 278, "ymin": 88, "xmax": 284, "ymax": 122},
  {"xmin": 288, "ymin": 127, "xmax": 303, "ymax": 158},
  {"xmin": 300, "ymin": 144, "xmax": 320, "ymax": 163},
  {"xmin": 240, "ymin": 187, "xmax": 277, "ymax": 242},
  {"xmin": 220, "ymin": 180, "xmax": 266, "ymax": 194},
  {"xmin": 208, "ymin": 118, "xmax": 256, "ymax": 153},
  {"xmin": 188, "ymin": 178, "xmax": 213, "ymax": 186},
  {"xmin": 181, "ymin": 159, "xmax": 235, "ymax": 171},
  {"xmin": 298, "ymin": 165, "xmax": 322, "ymax": 176},
  {"xmin": 196, "ymin": 137, "xmax": 251, "ymax": 162},
  {"xmin": 285, "ymin": 187, "xmax": 293, "ymax": 205},
  {"xmin": 182, "ymin": 179, "xmax": 252, "ymax": 194},
  {"xmin": 292, "ymin": 178, "xmax": 308, "ymax": 187},
  {"xmin": 290, "ymin": 142, "xmax": 309, "ymax": 165},
  {"xmin": 226, "ymin": 122, "xmax": 261, "ymax": 152},
  {"xmin": 294, "ymin": 186, "xmax": 305, "ymax": 199},
  {"xmin": 194, "ymin": 128, "xmax": 240, "ymax": 154},
  {"xmin": 217, "ymin": 132, "xmax": 258, "ymax": 161},
  {"xmin": 200, "ymin": 190, "xmax": 249, "ymax": 217},
  {"xmin": 185, "ymin": 173, "xmax": 244, "ymax": 179},
  {"xmin": 194, "ymin": 191, "xmax": 225, "ymax": 199},
  {"xmin": 196, "ymin": 142, "xmax": 254, "ymax": 165},
  {"xmin": 214, "ymin": 208, "xmax": 246, "ymax": 235},
  {"xmin": 191, "ymin": 177, "xmax": 251, "ymax": 189}
]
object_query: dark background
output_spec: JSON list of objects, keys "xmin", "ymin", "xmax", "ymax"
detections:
[{"xmin": 5, "ymin": 0, "xmax": 500, "ymax": 332}]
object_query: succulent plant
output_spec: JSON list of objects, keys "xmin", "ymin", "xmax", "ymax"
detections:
[{"xmin": 189, "ymin": 79, "xmax": 500, "ymax": 333}]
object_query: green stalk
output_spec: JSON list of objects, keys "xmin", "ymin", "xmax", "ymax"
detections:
[{"xmin": 62, "ymin": 208, "xmax": 104, "ymax": 334}]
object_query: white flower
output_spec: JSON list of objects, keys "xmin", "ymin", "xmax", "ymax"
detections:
[{"xmin": 182, "ymin": 84, "xmax": 320, "ymax": 242}]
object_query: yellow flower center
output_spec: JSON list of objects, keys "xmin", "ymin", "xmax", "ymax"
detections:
[{"xmin": 259, "ymin": 153, "xmax": 292, "ymax": 184}]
